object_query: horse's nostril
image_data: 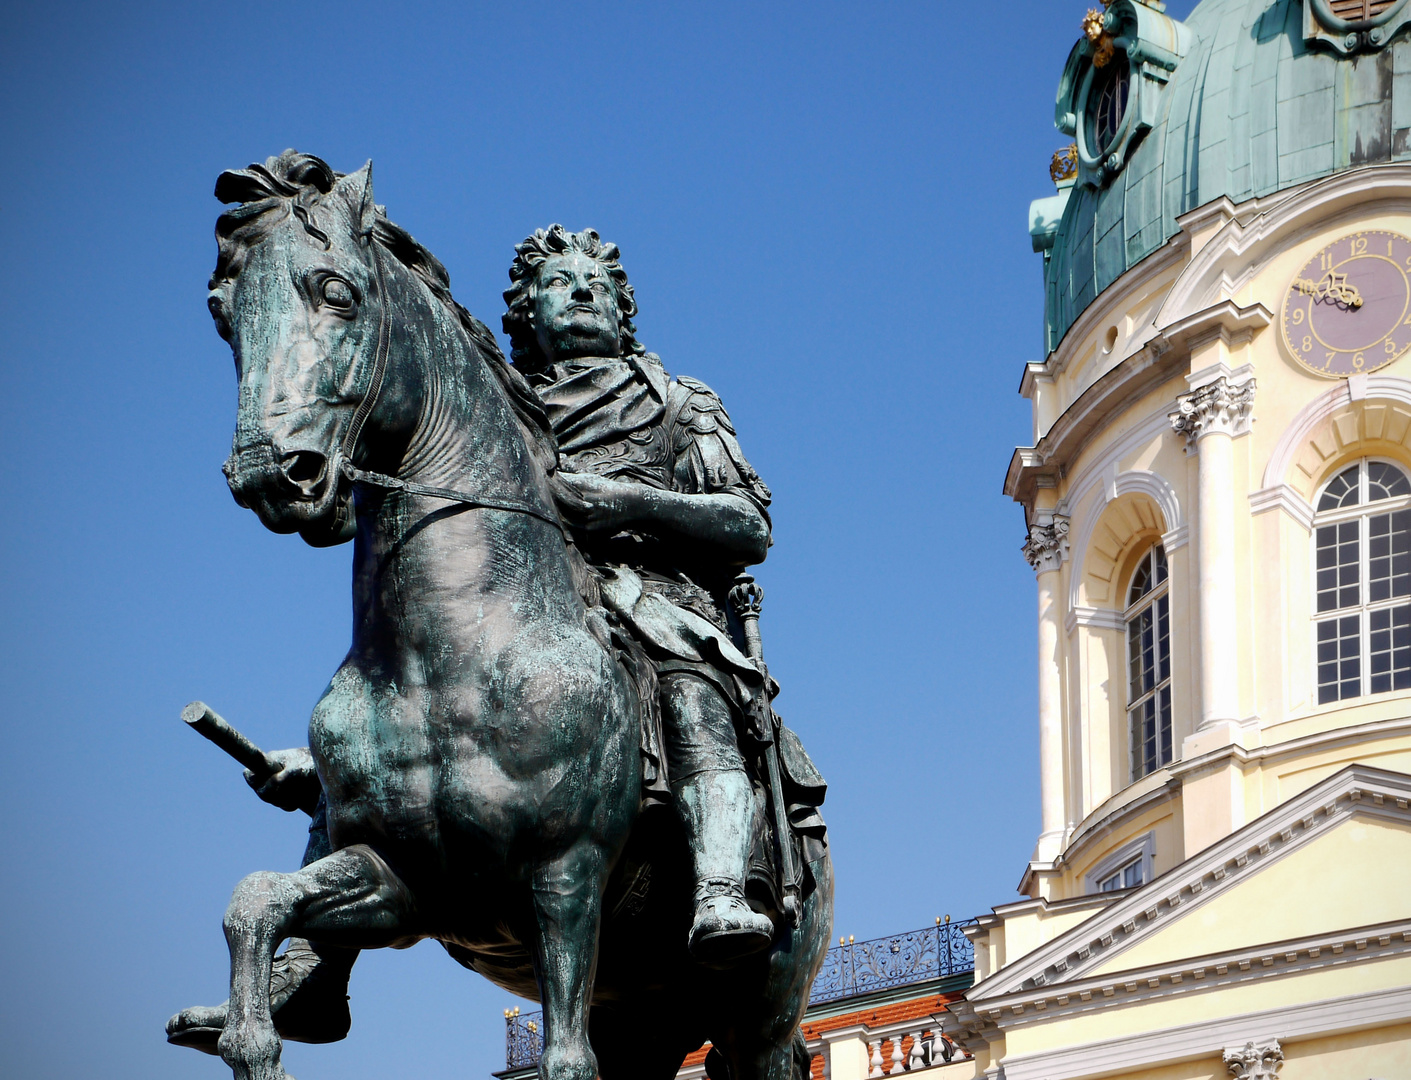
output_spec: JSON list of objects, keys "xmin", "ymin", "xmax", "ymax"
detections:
[{"xmin": 281, "ymin": 451, "xmax": 328, "ymax": 492}]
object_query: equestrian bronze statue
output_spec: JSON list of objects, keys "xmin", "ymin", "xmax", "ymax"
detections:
[{"xmin": 167, "ymin": 151, "xmax": 832, "ymax": 1080}]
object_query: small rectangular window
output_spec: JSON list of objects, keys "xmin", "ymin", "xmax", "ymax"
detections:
[{"xmin": 1098, "ymin": 855, "xmax": 1144, "ymax": 893}]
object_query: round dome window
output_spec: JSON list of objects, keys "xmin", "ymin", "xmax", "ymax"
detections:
[{"xmin": 1088, "ymin": 62, "xmax": 1130, "ymax": 154}]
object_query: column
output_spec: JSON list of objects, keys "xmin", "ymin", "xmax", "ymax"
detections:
[
  {"xmin": 1169, "ymin": 375, "xmax": 1255, "ymax": 732},
  {"xmin": 1023, "ymin": 514, "xmax": 1069, "ymax": 864}
]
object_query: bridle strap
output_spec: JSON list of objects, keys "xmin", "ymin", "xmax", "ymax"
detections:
[
  {"xmin": 341, "ymin": 462, "xmax": 567, "ymax": 535},
  {"xmin": 335, "ymin": 236, "xmax": 568, "ymax": 539}
]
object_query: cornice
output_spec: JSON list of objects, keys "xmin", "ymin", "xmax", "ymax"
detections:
[
  {"xmin": 949, "ymin": 917, "xmax": 1411, "ymax": 1037},
  {"xmin": 1054, "ymin": 774, "xmax": 1180, "ymax": 875},
  {"xmin": 953, "ymin": 982, "xmax": 1411, "ymax": 1080},
  {"xmin": 1169, "ymin": 714, "xmax": 1411, "ymax": 780},
  {"xmin": 962, "ymin": 764, "xmax": 1411, "ymax": 1003},
  {"xmin": 1006, "ymin": 301, "xmax": 1268, "ymax": 514},
  {"xmin": 1158, "ymin": 164, "xmax": 1411, "ymax": 327}
]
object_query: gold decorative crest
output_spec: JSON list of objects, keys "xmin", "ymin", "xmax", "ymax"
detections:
[
  {"xmin": 1050, "ymin": 144, "xmax": 1079, "ymax": 184},
  {"xmin": 1083, "ymin": 2, "xmax": 1116, "ymax": 68}
]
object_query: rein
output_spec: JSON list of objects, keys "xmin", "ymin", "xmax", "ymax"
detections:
[{"xmin": 334, "ymin": 238, "xmax": 568, "ymax": 537}]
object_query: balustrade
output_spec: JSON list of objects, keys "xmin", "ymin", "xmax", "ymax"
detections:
[{"xmin": 503, "ymin": 919, "xmax": 976, "ymax": 1071}]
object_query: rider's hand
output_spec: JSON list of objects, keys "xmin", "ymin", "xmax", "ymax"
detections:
[
  {"xmin": 245, "ymin": 747, "xmax": 321, "ymax": 815},
  {"xmin": 555, "ymin": 472, "xmax": 646, "ymax": 532}
]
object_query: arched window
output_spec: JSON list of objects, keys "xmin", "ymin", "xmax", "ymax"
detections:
[
  {"xmin": 1127, "ymin": 545, "xmax": 1171, "ymax": 780},
  {"xmin": 1314, "ymin": 459, "xmax": 1411, "ymax": 703}
]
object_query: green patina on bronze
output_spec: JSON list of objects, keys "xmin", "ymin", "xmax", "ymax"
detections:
[{"xmin": 169, "ymin": 151, "xmax": 832, "ymax": 1080}]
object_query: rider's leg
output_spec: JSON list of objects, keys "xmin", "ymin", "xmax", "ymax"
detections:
[
  {"xmin": 659, "ymin": 673, "xmax": 773, "ymax": 965},
  {"xmin": 167, "ymin": 798, "xmax": 359, "ymax": 1053},
  {"xmin": 218, "ymin": 844, "xmax": 419, "ymax": 1080},
  {"xmin": 529, "ymin": 840, "xmax": 608, "ymax": 1080}
]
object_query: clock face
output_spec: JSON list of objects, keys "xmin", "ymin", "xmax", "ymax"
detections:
[{"xmin": 1282, "ymin": 230, "xmax": 1411, "ymax": 378}]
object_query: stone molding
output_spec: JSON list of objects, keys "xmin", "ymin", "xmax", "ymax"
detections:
[
  {"xmin": 1247, "ymin": 484, "xmax": 1315, "ymax": 531},
  {"xmin": 1169, "ymin": 375, "xmax": 1257, "ymax": 447},
  {"xmin": 951, "ymin": 764, "xmax": 1411, "ymax": 1011},
  {"xmin": 1023, "ymin": 515, "xmax": 1070, "ymax": 574},
  {"xmin": 1224, "ymin": 1038, "xmax": 1283, "ymax": 1079},
  {"xmin": 960, "ymin": 983, "xmax": 1411, "ymax": 1080},
  {"xmin": 1157, "ymin": 164, "xmax": 1411, "ymax": 328}
]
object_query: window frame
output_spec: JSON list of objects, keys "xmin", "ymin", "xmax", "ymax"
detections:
[
  {"xmin": 1085, "ymin": 831, "xmax": 1155, "ymax": 896},
  {"xmin": 1311, "ymin": 457, "xmax": 1411, "ymax": 705},
  {"xmin": 1125, "ymin": 544, "xmax": 1172, "ymax": 782}
]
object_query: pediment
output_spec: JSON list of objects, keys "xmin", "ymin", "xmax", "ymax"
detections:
[{"xmin": 966, "ymin": 764, "xmax": 1411, "ymax": 1004}]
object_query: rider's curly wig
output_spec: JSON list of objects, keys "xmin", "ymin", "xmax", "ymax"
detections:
[{"xmin": 502, "ymin": 225, "xmax": 643, "ymax": 370}]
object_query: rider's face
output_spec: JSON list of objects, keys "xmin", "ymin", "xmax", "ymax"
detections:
[{"xmin": 530, "ymin": 252, "xmax": 622, "ymax": 362}]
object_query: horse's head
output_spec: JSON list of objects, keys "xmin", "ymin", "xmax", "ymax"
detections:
[{"xmin": 208, "ymin": 151, "xmax": 386, "ymax": 546}]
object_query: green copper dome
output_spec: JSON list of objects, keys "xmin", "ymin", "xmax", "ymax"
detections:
[{"xmin": 1037, "ymin": 0, "xmax": 1411, "ymax": 354}]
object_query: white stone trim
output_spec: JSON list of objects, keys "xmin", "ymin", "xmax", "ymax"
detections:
[
  {"xmin": 1065, "ymin": 606, "xmax": 1127, "ymax": 633},
  {"xmin": 963, "ymin": 764, "xmax": 1411, "ymax": 1000},
  {"xmin": 1083, "ymin": 831, "xmax": 1155, "ymax": 895},
  {"xmin": 1260, "ymin": 375, "xmax": 1411, "ymax": 492},
  {"xmin": 1247, "ymin": 484, "xmax": 1315, "ymax": 531},
  {"xmin": 1157, "ymin": 164, "xmax": 1411, "ymax": 327},
  {"xmin": 983, "ymin": 983, "xmax": 1411, "ymax": 1080}
]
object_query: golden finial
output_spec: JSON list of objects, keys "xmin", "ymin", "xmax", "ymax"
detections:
[{"xmin": 1050, "ymin": 144, "xmax": 1078, "ymax": 185}]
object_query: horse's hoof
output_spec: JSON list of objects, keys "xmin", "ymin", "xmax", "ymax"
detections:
[
  {"xmin": 167, "ymin": 1006, "xmax": 225, "ymax": 1055},
  {"xmin": 165, "ymin": 943, "xmax": 351, "ymax": 1054},
  {"xmin": 688, "ymin": 889, "xmax": 774, "ymax": 967}
]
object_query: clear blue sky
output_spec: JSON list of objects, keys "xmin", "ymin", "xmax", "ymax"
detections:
[{"xmin": 0, "ymin": 3, "xmax": 1194, "ymax": 1078}]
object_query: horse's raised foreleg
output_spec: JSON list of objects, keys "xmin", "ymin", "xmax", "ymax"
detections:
[
  {"xmin": 219, "ymin": 845, "xmax": 419, "ymax": 1080},
  {"xmin": 530, "ymin": 843, "xmax": 608, "ymax": 1080}
]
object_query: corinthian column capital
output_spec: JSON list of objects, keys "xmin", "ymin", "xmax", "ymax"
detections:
[
  {"xmin": 1023, "ymin": 515, "xmax": 1070, "ymax": 574},
  {"xmin": 1168, "ymin": 375, "xmax": 1257, "ymax": 447},
  {"xmin": 1222, "ymin": 1039, "xmax": 1283, "ymax": 1080}
]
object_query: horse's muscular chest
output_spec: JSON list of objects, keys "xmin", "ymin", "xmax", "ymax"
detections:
[{"xmin": 311, "ymin": 616, "xmax": 634, "ymax": 855}]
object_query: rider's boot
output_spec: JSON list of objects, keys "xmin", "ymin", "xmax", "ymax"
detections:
[
  {"xmin": 674, "ymin": 767, "xmax": 775, "ymax": 966},
  {"xmin": 166, "ymin": 938, "xmax": 355, "ymax": 1055}
]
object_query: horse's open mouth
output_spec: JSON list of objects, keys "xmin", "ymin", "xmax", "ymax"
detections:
[{"xmin": 223, "ymin": 443, "xmax": 350, "ymax": 540}]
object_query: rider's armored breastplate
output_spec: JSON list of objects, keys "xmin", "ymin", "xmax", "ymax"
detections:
[{"xmin": 560, "ymin": 421, "xmax": 674, "ymax": 490}]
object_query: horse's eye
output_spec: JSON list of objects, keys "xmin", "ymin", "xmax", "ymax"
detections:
[{"xmin": 322, "ymin": 277, "xmax": 355, "ymax": 309}]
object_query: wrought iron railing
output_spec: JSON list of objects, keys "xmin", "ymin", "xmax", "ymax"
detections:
[{"xmin": 502, "ymin": 918, "xmax": 976, "ymax": 1070}]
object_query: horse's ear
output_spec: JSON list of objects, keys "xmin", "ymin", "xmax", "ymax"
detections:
[{"xmin": 336, "ymin": 161, "xmax": 376, "ymax": 245}]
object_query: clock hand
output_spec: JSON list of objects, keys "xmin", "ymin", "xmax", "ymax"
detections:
[{"xmin": 1293, "ymin": 272, "xmax": 1363, "ymax": 309}]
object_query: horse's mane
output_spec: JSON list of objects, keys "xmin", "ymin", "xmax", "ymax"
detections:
[{"xmin": 211, "ymin": 150, "xmax": 560, "ymax": 479}]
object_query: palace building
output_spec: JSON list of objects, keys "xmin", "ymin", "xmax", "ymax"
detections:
[{"xmin": 940, "ymin": 0, "xmax": 1411, "ymax": 1077}]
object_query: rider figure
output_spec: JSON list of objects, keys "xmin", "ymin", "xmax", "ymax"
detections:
[{"xmin": 503, "ymin": 225, "xmax": 776, "ymax": 964}]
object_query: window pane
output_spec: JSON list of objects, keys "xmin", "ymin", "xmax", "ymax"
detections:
[
  {"xmin": 1317, "ymin": 615, "xmax": 1360, "ymax": 703},
  {"xmin": 1156, "ymin": 595, "xmax": 1170, "ymax": 682},
  {"xmin": 1123, "ymin": 860, "xmax": 1143, "ymax": 888},
  {"xmin": 1098, "ymin": 871, "xmax": 1120, "ymax": 892},
  {"xmin": 1316, "ymin": 521, "xmax": 1360, "ymax": 612},
  {"xmin": 1318, "ymin": 464, "xmax": 1361, "ymax": 511},
  {"xmin": 1369, "ymin": 604, "xmax": 1411, "ymax": 694},
  {"xmin": 1128, "ymin": 554, "xmax": 1151, "ymax": 606},
  {"xmin": 1128, "ymin": 606, "xmax": 1157, "ymax": 698},
  {"xmin": 1153, "ymin": 545, "xmax": 1167, "ymax": 586},
  {"xmin": 1368, "ymin": 511, "xmax": 1411, "ymax": 602},
  {"xmin": 1367, "ymin": 460, "xmax": 1411, "ymax": 501},
  {"xmin": 1158, "ymin": 685, "xmax": 1172, "ymax": 767}
]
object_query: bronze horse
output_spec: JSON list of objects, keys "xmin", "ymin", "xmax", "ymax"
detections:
[{"xmin": 192, "ymin": 152, "xmax": 832, "ymax": 1080}]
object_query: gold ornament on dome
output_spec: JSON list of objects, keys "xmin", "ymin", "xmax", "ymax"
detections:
[
  {"xmin": 1050, "ymin": 144, "xmax": 1079, "ymax": 184},
  {"xmin": 1083, "ymin": 2, "xmax": 1116, "ymax": 68}
]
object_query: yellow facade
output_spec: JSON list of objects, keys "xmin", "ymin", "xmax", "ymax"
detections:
[{"xmin": 948, "ymin": 4, "xmax": 1411, "ymax": 1074}]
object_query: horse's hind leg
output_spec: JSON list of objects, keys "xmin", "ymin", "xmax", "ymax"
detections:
[
  {"xmin": 529, "ymin": 842, "xmax": 608, "ymax": 1080},
  {"xmin": 218, "ymin": 845, "xmax": 418, "ymax": 1080}
]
